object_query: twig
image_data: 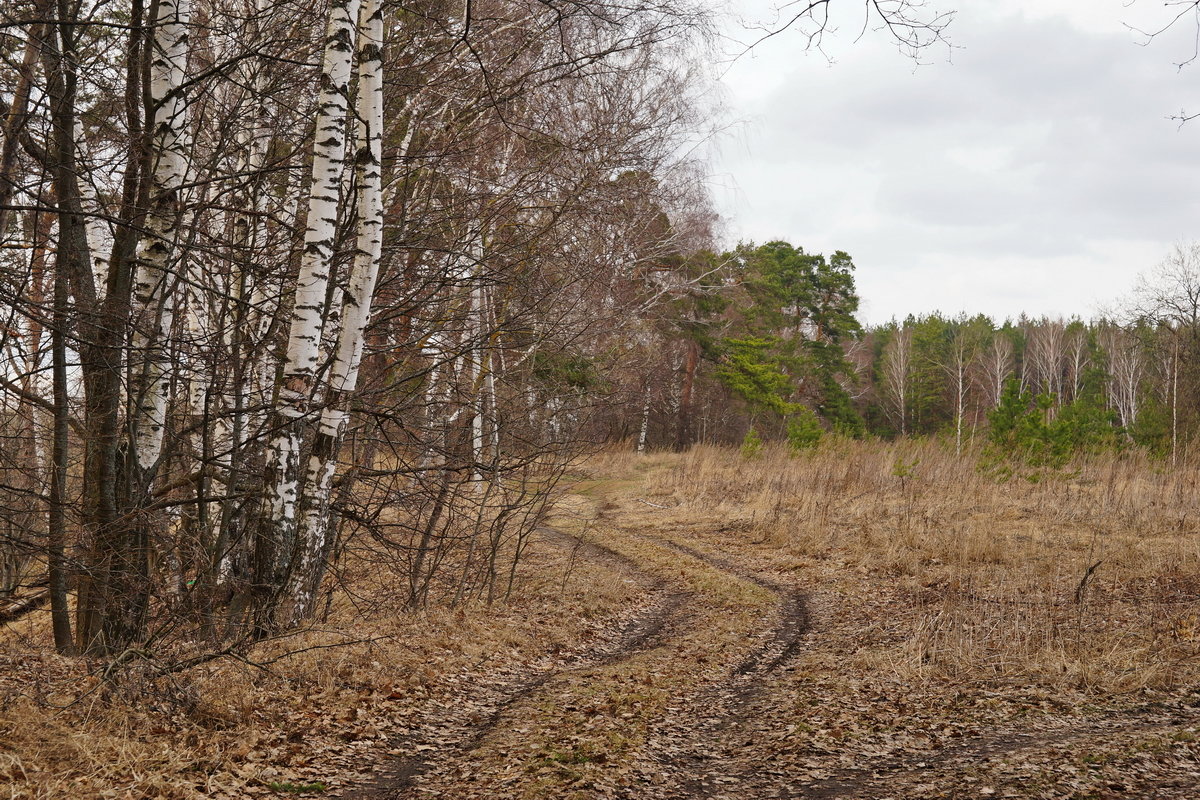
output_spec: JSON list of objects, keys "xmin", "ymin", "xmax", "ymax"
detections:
[
  {"xmin": 635, "ymin": 498, "xmax": 675, "ymax": 509},
  {"xmin": 1075, "ymin": 560, "xmax": 1104, "ymax": 605}
]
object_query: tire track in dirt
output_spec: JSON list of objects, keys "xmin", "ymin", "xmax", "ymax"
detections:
[
  {"xmin": 634, "ymin": 539, "xmax": 1200, "ymax": 800},
  {"xmin": 346, "ymin": 527, "xmax": 693, "ymax": 799},
  {"xmin": 626, "ymin": 533, "xmax": 813, "ymax": 799},
  {"xmin": 650, "ymin": 536, "xmax": 810, "ymax": 695},
  {"xmin": 796, "ymin": 702, "xmax": 1200, "ymax": 799},
  {"xmin": 541, "ymin": 526, "xmax": 694, "ymax": 668}
]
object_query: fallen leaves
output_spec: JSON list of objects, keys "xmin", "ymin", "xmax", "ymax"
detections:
[{"xmin": 9, "ymin": 448, "xmax": 1200, "ymax": 799}]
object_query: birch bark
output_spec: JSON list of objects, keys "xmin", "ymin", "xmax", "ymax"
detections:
[
  {"xmin": 207, "ymin": 36, "xmax": 273, "ymax": 593},
  {"xmin": 286, "ymin": 0, "xmax": 384, "ymax": 620},
  {"xmin": 74, "ymin": 126, "xmax": 110, "ymax": 302},
  {"xmin": 636, "ymin": 385, "xmax": 651, "ymax": 453},
  {"xmin": 986, "ymin": 335, "xmax": 1013, "ymax": 408},
  {"xmin": 256, "ymin": 0, "xmax": 359, "ymax": 612},
  {"xmin": 130, "ymin": 0, "xmax": 192, "ymax": 478}
]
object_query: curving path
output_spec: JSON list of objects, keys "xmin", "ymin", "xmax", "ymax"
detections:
[
  {"xmin": 346, "ymin": 527, "xmax": 694, "ymax": 799},
  {"xmin": 342, "ymin": 509, "xmax": 1200, "ymax": 800},
  {"xmin": 619, "ymin": 534, "xmax": 814, "ymax": 799}
]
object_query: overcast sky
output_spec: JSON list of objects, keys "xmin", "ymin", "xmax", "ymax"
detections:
[{"xmin": 711, "ymin": 0, "xmax": 1200, "ymax": 325}]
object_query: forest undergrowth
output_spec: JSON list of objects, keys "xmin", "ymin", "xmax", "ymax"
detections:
[{"xmin": 4, "ymin": 440, "xmax": 1200, "ymax": 799}]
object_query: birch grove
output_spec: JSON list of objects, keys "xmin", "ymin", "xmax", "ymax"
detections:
[{"xmin": 0, "ymin": 0, "xmax": 716, "ymax": 654}]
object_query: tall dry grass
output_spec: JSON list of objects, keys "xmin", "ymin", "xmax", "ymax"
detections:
[{"xmin": 631, "ymin": 439, "xmax": 1200, "ymax": 691}]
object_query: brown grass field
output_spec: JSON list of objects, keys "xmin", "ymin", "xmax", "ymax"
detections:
[
  {"xmin": 3, "ymin": 440, "xmax": 1200, "ymax": 798},
  {"xmin": 634, "ymin": 440, "xmax": 1200, "ymax": 691}
]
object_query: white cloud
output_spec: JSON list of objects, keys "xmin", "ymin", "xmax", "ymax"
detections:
[{"xmin": 713, "ymin": 0, "xmax": 1200, "ymax": 324}]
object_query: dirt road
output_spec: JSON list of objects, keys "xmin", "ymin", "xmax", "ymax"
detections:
[{"xmin": 347, "ymin": 496, "xmax": 1200, "ymax": 800}]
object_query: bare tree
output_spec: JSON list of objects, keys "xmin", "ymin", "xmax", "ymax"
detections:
[
  {"xmin": 1098, "ymin": 322, "xmax": 1144, "ymax": 434},
  {"xmin": 941, "ymin": 319, "xmax": 981, "ymax": 455},
  {"xmin": 1129, "ymin": 243, "xmax": 1200, "ymax": 463},
  {"xmin": 1064, "ymin": 323, "xmax": 1091, "ymax": 403},
  {"xmin": 1025, "ymin": 318, "xmax": 1066, "ymax": 402},
  {"xmin": 0, "ymin": 0, "xmax": 720, "ymax": 655},
  {"xmin": 975, "ymin": 332, "xmax": 1012, "ymax": 410},
  {"xmin": 882, "ymin": 323, "xmax": 913, "ymax": 436}
]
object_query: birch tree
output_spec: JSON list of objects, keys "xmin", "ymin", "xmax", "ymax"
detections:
[
  {"xmin": 942, "ymin": 319, "xmax": 981, "ymax": 455},
  {"xmin": 255, "ymin": 0, "xmax": 360, "ymax": 625},
  {"xmin": 977, "ymin": 331, "xmax": 1013, "ymax": 410},
  {"xmin": 883, "ymin": 324, "xmax": 913, "ymax": 436},
  {"xmin": 130, "ymin": 0, "xmax": 193, "ymax": 483},
  {"xmin": 0, "ymin": 0, "xmax": 721, "ymax": 651},
  {"xmin": 1099, "ymin": 323, "xmax": 1144, "ymax": 434},
  {"xmin": 1131, "ymin": 244, "xmax": 1200, "ymax": 462},
  {"xmin": 289, "ymin": 0, "xmax": 385, "ymax": 620},
  {"xmin": 1025, "ymin": 318, "xmax": 1065, "ymax": 401},
  {"xmin": 1064, "ymin": 323, "xmax": 1091, "ymax": 403}
]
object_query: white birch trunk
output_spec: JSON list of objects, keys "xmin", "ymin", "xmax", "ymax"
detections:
[
  {"xmin": 452, "ymin": 248, "xmax": 489, "ymax": 606},
  {"xmin": 485, "ymin": 316, "xmax": 500, "ymax": 462},
  {"xmin": 130, "ymin": 0, "xmax": 192, "ymax": 475},
  {"xmin": 1172, "ymin": 338, "xmax": 1179, "ymax": 466},
  {"xmin": 954, "ymin": 366, "xmax": 964, "ymax": 456},
  {"xmin": 201, "ymin": 38, "xmax": 274, "ymax": 595},
  {"xmin": 74, "ymin": 126, "xmax": 109, "ymax": 301},
  {"xmin": 1066, "ymin": 327, "xmax": 1089, "ymax": 403},
  {"xmin": 636, "ymin": 385, "xmax": 651, "ymax": 453},
  {"xmin": 468, "ymin": 243, "xmax": 487, "ymax": 488},
  {"xmin": 21, "ymin": 241, "xmax": 52, "ymax": 479},
  {"xmin": 548, "ymin": 395, "xmax": 562, "ymax": 443},
  {"xmin": 988, "ymin": 335, "xmax": 1012, "ymax": 407},
  {"xmin": 280, "ymin": 0, "xmax": 358, "ymax": 389},
  {"xmin": 258, "ymin": 0, "xmax": 359, "ymax": 594},
  {"xmin": 286, "ymin": 0, "xmax": 383, "ymax": 618},
  {"xmin": 1101, "ymin": 326, "xmax": 1142, "ymax": 434}
]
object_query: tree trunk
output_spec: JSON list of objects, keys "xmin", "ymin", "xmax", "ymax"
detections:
[
  {"xmin": 1172, "ymin": 336, "xmax": 1179, "ymax": 467},
  {"xmin": 955, "ymin": 365, "xmax": 964, "ymax": 457},
  {"xmin": 287, "ymin": 0, "xmax": 384, "ymax": 622},
  {"xmin": 130, "ymin": 0, "xmax": 192, "ymax": 482},
  {"xmin": 676, "ymin": 336, "xmax": 698, "ymax": 450},
  {"xmin": 42, "ymin": 0, "xmax": 138, "ymax": 655},
  {"xmin": 49, "ymin": 208, "xmax": 74, "ymax": 655},
  {"xmin": 636, "ymin": 385, "xmax": 651, "ymax": 453},
  {"xmin": 255, "ymin": 0, "xmax": 359, "ymax": 630}
]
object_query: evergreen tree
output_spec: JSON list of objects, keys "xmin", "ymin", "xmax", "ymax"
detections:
[{"xmin": 714, "ymin": 240, "xmax": 866, "ymax": 436}]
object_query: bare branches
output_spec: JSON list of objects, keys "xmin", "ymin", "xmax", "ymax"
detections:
[
  {"xmin": 1126, "ymin": 0, "xmax": 1200, "ymax": 67},
  {"xmin": 0, "ymin": 0, "xmax": 725, "ymax": 656},
  {"xmin": 1130, "ymin": 242, "xmax": 1200, "ymax": 329},
  {"xmin": 737, "ymin": 0, "xmax": 953, "ymax": 63},
  {"xmin": 1124, "ymin": 0, "xmax": 1200, "ymax": 122}
]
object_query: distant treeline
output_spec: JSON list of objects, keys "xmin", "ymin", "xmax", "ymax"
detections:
[{"xmin": 603, "ymin": 240, "xmax": 1197, "ymax": 462}]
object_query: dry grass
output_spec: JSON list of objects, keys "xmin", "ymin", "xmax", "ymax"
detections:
[
  {"xmin": 5, "ymin": 440, "xmax": 1200, "ymax": 798},
  {"xmin": 630, "ymin": 439, "xmax": 1200, "ymax": 692},
  {"xmin": 399, "ymin": 487, "xmax": 784, "ymax": 799},
  {"xmin": 0, "ymin": 530, "xmax": 640, "ymax": 799}
]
